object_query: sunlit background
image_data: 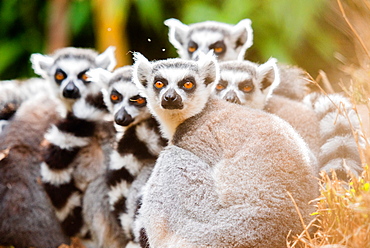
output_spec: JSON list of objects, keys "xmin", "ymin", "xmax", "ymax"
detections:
[{"xmin": 0, "ymin": 0, "xmax": 369, "ymax": 92}]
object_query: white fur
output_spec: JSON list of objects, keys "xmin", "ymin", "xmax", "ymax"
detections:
[
  {"xmin": 40, "ymin": 162, "xmax": 74, "ymax": 185},
  {"xmin": 109, "ymin": 151, "xmax": 143, "ymax": 176},
  {"xmin": 45, "ymin": 125, "xmax": 90, "ymax": 149},
  {"xmin": 108, "ymin": 180, "xmax": 130, "ymax": 209}
]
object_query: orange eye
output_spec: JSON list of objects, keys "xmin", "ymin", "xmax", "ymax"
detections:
[
  {"xmin": 214, "ymin": 47, "xmax": 223, "ymax": 53},
  {"xmin": 183, "ymin": 81, "xmax": 194, "ymax": 89},
  {"xmin": 242, "ymin": 85, "xmax": 253, "ymax": 93},
  {"xmin": 110, "ymin": 94, "xmax": 119, "ymax": 101},
  {"xmin": 154, "ymin": 81, "xmax": 164, "ymax": 89},
  {"xmin": 216, "ymin": 84, "xmax": 225, "ymax": 90},
  {"xmin": 188, "ymin": 46, "xmax": 197, "ymax": 53},
  {"xmin": 55, "ymin": 72, "xmax": 65, "ymax": 81},
  {"xmin": 132, "ymin": 97, "xmax": 146, "ymax": 105},
  {"xmin": 81, "ymin": 73, "xmax": 89, "ymax": 81}
]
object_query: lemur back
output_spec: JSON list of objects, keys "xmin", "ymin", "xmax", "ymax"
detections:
[
  {"xmin": 215, "ymin": 60, "xmax": 363, "ymax": 180},
  {"xmin": 84, "ymin": 66, "xmax": 167, "ymax": 248},
  {"xmin": 165, "ymin": 18, "xmax": 253, "ymax": 61},
  {"xmin": 133, "ymin": 52, "xmax": 318, "ymax": 247},
  {"xmin": 215, "ymin": 59, "xmax": 321, "ymax": 158},
  {"xmin": 31, "ymin": 46, "xmax": 117, "ymax": 242},
  {"xmin": 0, "ymin": 95, "xmax": 69, "ymax": 248}
]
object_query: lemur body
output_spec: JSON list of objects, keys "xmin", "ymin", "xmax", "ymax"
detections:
[
  {"xmin": 133, "ymin": 53, "xmax": 318, "ymax": 247},
  {"xmin": 31, "ymin": 46, "xmax": 117, "ymax": 242},
  {"xmin": 215, "ymin": 60, "xmax": 362, "ymax": 180},
  {"xmin": 84, "ymin": 66, "xmax": 167, "ymax": 248},
  {"xmin": 0, "ymin": 94, "xmax": 69, "ymax": 248}
]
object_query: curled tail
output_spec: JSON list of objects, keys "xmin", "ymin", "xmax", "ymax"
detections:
[{"xmin": 304, "ymin": 92, "xmax": 364, "ymax": 180}]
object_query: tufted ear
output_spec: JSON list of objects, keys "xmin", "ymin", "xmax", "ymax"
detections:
[
  {"xmin": 164, "ymin": 18, "xmax": 190, "ymax": 57},
  {"xmin": 95, "ymin": 46, "xmax": 117, "ymax": 71},
  {"xmin": 197, "ymin": 51, "xmax": 220, "ymax": 87},
  {"xmin": 132, "ymin": 52, "xmax": 152, "ymax": 92},
  {"xmin": 30, "ymin": 53, "xmax": 54, "ymax": 78},
  {"xmin": 231, "ymin": 19, "xmax": 254, "ymax": 61},
  {"xmin": 86, "ymin": 68, "xmax": 113, "ymax": 89},
  {"xmin": 257, "ymin": 58, "xmax": 280, "ymax": 99}
]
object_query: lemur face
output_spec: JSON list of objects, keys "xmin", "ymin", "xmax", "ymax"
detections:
[
  {"xmin": 133, "ymin": 52, "xmax": 219, "ymax": 122},
  {"xmin": 214, "ymin": 59, "xmax": 279, "ymax": 109},
  {"xmin": 31, "ymin": 47, "xmax": 116, "ymax": 108},
  {"xmin": 164, "ymin": 18, "xmax": 253, "ymax": 61},
  {"xmin": 105, "ymin": 67, "xmax": 150, "ymax": 127},
  {"xmin": 87, "ymin": 66, "xmax": 151, "ymax": 127}
]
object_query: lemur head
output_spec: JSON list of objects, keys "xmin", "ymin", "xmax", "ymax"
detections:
[
  {"xmin": 214, "ymin": 59, "xmax": 280, "ymax": 109},
  {"xmin": 88, "ymin": 65, "xmax": 151, "ymax": 127},
  {"xmin": 164, "ymin": 18, "xmax": 253, "ymax": 61},
  {"xmin": 132, "ymin": 52, "xmax": 219, "ymax": 139},
  {"xmin": 31, "ymin": 46, "xmax": 116, "ymax": 111}
]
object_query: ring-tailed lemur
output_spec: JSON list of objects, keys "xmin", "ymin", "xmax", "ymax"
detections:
[
  {"xmin": 164, "ymin": 18, "xmax": 311, "ymax": 102},
  {"xmin": 0, "ymin": 94, "xmax": 69, "ymax": 248},
  {"xmin": 132, "ymin": 52, "xmax": 319, "ymax": 247},
  {"xmin": 164, "ymin": 18, "xmax": 253, "ymax": 61},
  {"xmin": 31, "ymin": 46, "xmax": 117, "ymax": 243},
  {"xmin": 215, "ymin": 59, "xmax": 363, "ymax": 180},
  {"xmin": 84, "ymin": 66, "xmax": 168, "ymax": 248}
]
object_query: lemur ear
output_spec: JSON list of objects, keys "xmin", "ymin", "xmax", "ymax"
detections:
[
  {"xmin": 86, "ymin": 68, "xmax": 113, "ymax": 89},
  {"xmin": 231, "ymin": 19, "xmax": 254, "ymax": 61},
  {"xmin": 257, "ymin": 58, "xmax": 280, "ymax": 98},
  {"xmin": 164, "ymin": 18, "xmax": 190, "ymax": 56},
  {"xmin": 133, "ymin": 52, "xmax": 152, "ymax": 90},
  {"xmin": 95, "ymin": 46, "xmax": 117, "ymax": 71},
  {"xmin": 30, "ymin": 53, "xmax": 54, "ymax": 78},
  {"xmin": 197, "ymin": 51, "xmax": 220, "ymax": 87}
]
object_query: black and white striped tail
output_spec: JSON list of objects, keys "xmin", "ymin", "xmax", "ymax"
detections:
[
  {"xmin": 304, "ymin": 93, "xmax": 364, "ymax": 180},
  {"xmin": 106, "ymin": 117, "xmax": 167, "ymax": 243},
  {"xmin": 41, "ymin": 92, "xmax": 111, "ymax": 238}
]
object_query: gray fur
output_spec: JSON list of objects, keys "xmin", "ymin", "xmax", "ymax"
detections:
[
  {"xmin": 303, "ymin": 92, "xmax": 364, "ymax": 179},
  {"xmin": 83, "ymin": 175, "xmax": 127, "ymax": 248},
  {"xmin": 0, "ymin": 95, "xmax": 69, "ymax": 248},
  {"xmin": 133, "ymin": 54, "xmax": 319, "ymax": 247},
  {"xmin": 165, "ymin": 18, "xmax": 253, "ymax": 61},
  {"xmin": 216, "ymin": 60, "xmax": 321, "ymax": 159}
]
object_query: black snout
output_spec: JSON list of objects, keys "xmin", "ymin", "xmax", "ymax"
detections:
[
  {"xmin": 63, "ymin": 81, "xmax": 81, "ymax": 99},
  {"xmin": 224, "ymin": 91, "xmax": 241, "ymax": 104},
  {"xmin": 161, "ymin": 89, "xmax": 183, "ymax": 109},
  {"xmin": 114, "ymin": 107, "xmax": 134, "ymax": 126}
]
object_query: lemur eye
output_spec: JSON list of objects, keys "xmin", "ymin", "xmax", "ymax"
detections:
[
  {"xmin": 130, "ymin": 97, "xmax": 146, "ymax": 105},
  {"xmin": 55, "ymin": 70, "xmax": 66, "ymax": 82},
  {"xmin": 188, "ymin": 46, "xmax": 197, "ymax": 53},
  {"xmin": 110, "ymin": 91, "xmax": 122, "ymax": 103},
  {"xmin": 183, "ymin": 81, "xmax": 194, "ymax": 89},
  {"xmin": 78, "ymin": 70, "xmax": 90, "ymax": 83},
  {"xmin": 81, "ymin": 73, "xmax": 89, "ymax": 81},
  {"xmin": 154, "ymin": 81, "xmax": 164, "ymax": 89},
  {"xmin": 214, "ymin": 47, "xmax": 223, "ymax": 53},
  {"xmin": 215, "ymin": 84, "xmax": 225, "ymax": 91},
  {"xmin": 242, "ymin": 85, "xmax": 254, "ymax": 93}
]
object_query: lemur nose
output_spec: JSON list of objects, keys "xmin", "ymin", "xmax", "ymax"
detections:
[
  {"xmin": 63, "ymin": 81, "xmax": 80, "ymax": 99},
  {"xmin": 224, "ymin": 91, "xmax": 241, "ymax": 104},
  {"xmin": 164, "ymin": 89, "xmax": 177, "ymax": 102},
  {"xmin": 115, "ymin": 107, "xmax": 134, "ymax": 126}
]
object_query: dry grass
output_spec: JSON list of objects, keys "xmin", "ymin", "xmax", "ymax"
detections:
[{"xmin": 288, "ymin": 1, "xmax": 370, "ymax": 246}]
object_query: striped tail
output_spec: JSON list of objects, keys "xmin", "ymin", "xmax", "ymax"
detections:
[
  {"xmin": 106, "ymin": 117, "xmax": 167, "ymax": 242},
  {"xmin": 304, "ymin": 92, "xmax": 364, "ymax": 180}
]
